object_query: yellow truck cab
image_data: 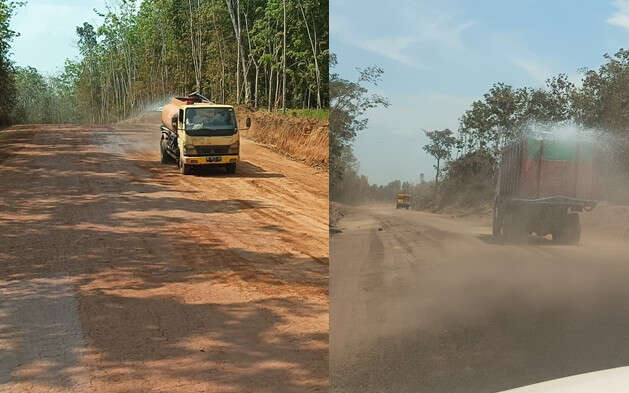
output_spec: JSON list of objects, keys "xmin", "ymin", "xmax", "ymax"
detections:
[
  {"xmin": 396, "ymin": 193, "xmax": 411, "ymax": 209},
  {"xmin": 160, "ymin": 93, "xmax": 250, "ymax": 175}
]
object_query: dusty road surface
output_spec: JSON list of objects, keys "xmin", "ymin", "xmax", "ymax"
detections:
[
  {"xmin": 331, "ymin": 204, "xmax": 629, "ymax": 393},
  {"xmin": 0, "ymin": 120, "xmax": 328, "ymax": 392}
]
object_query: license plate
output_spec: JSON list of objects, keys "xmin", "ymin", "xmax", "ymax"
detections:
[{"xmin": 206, "ymin": 156, "xmax": 221, "ymax": 162}]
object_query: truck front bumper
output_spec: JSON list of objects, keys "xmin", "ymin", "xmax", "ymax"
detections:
[{"xmin": 182, "ymin": 155, "xmax": 239, "ymax": 165}]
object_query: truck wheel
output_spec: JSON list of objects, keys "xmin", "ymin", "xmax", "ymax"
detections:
[
  {"xmin": 502, "ymin": 213, "xmax": 514, "ymax": 241},
  {"xmin": 492, "ymin": 204, "xmax": 502, "ymax": 237},
  {"xmin": 179, "ymin": 155, "xmax": 192, "ymax": 175},
  {"xmin": 226, "ymin": 162, "xmax": 236, "ymax": 174},
  {"xmin": 180, "ymin": 163, "xmax": 192, "ymax": 175},
  {"xmin": 160, "ymin": 140, "xmax": 170, "ymax": 164},
  {"xmin": 503, "ymin": 212, "xmax": 527, "ymax": 243},
  {"xmin": 553, "ymin": 213, "xmax": 581, "ymax": 244}
]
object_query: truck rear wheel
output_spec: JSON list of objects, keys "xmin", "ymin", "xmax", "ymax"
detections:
[
  {"xmin": 502, "ymin": 212, "xmax": 528, "ymax": 243},
  {"xmin": 553, "ymin": 213, "xmax": 581, "ymax": 244}
]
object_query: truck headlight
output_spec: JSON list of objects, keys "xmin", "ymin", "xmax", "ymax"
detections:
[{"xmin": 228, "ymin": 142, "xmax": 239, "ymax": 154}]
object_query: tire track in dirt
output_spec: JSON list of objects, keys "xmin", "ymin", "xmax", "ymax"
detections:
[{"xmin": 1, "ymin": 123, "xmax": 329, "ymax": 393}]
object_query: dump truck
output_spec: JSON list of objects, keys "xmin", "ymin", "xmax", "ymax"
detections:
[
  {"xmin": 492, "ymin": 132, "xmax": 599, "ymax": 244},
  {"xmin": 159, "ymin": 92, "xmax": 250, "ymax": 175},
  {"xmin": 396, "ymin": 193, "xmax": 411, "ymax": 209}
]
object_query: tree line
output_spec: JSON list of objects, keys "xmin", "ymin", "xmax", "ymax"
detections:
[
  {"xmin": 329, "ymin": 53, "xmax": 389, "ymax": 194},
  {"xmin": 74, "ymin": 0, "xmax": 328, "ymax": 123},
  {"xmin": 1, "ymin": 0, "xmax": 329, "ymax": 125},
  {"xmin": 0, "ymin": 1, "xmax": 22, "ymax": 126},
  {"xmin": 332, "ymin": 49, "xmax": 629, "ymax": 208}
]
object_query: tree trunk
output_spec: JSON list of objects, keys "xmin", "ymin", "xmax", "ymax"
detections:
[
  {"xmin": 211, "ymin": 1, "xmax": 226, "ymax": 103},
  {"xmin": 187, "ymin": 0, "xmax": 203, "ymax": 92},
  {"xmin": 434, "ymin": 159, "xmax": 440, "ymax": 191},
  {"xmin": 225, "ymin": 0, "xmax": 240, "ymax": 104},
  {"xmin": 254, "ymin": 65, "xmax": 259, "ymax": 108},
  {"xmin": 268, "ymin": 64, "xmax": 273, "ymax": 111},
  {"xmin": 298, "ymin": 1, "xmax": 321, "ymax": 109},
  {"xmin": 282, "ymin": 0, "xmax": 286, "ymax": 110}
]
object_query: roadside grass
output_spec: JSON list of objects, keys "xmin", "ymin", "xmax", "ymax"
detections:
[{"xmin": 274, "ymin": 108, "xmax": 329, "ymax": 121}]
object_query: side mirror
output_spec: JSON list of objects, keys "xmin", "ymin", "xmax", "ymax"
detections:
[
  {"xmin": 245, "ymin": 117, "xmax": 251, "ymax": 129},
  {"xmin": 171, "ymin": 117, "xmax": 177, "ymax": 130}
]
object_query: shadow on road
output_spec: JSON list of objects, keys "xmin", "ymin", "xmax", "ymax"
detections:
[
  {"xmin": 155, "ymin": 158, "xmax": 285, "ymax": 179},
  {"xmin": 0, "ymin": 125, "xmax": 327, "ymax": 392}
]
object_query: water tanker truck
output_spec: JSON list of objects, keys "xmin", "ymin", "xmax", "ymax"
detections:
[
  {"xmin": 492, "ymin": 132, "xmax": 600, "ymax": 244},
  {"xmin": 159, "ymin": 92, "xmax": 251, "ymax": 175}
]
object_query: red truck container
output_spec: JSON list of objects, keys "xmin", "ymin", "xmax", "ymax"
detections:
[{"xmin": 493, "ymin": 134, "xmax": 599, "ymax": 243}]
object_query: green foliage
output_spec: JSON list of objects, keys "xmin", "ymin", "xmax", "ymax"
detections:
[
  {"xmin": 11, "ymin": 64, "xmax": 82, "ymax": 124},
  {"xmin": 3, "ymin": 0, "xmax": 328, "ymax": 125},
  {"xmin": 345, "ymin": 49, "xmax": 629, "ymax": 210},
  {"xmin": 65, "ymin": 0, "xmax": 329, "ymax": 123},
  {"xmin": 275, "ymin": 107, "xmax": 329, "ymax": 120},
  {"xmin": 423, "ymin": 128, "xmax": 456, "ymax": 185},
  {"xmin": 438, "ymin": 149, "xmax": 496, "ymax": 207},
  {"xmin": 0, "ymin": 0, "xmax": 22, "ymax": 126},
  {"xmin": 458, "ymin": 76, "xmax": 575, "ymax": 156},
  {"xmin": 330, "ymin": 54, "xmax": 389, "ymax": 192},
  {"xmin": 572, "ymin": 49, "xmax": 629, "ymax": 134},
  {"xmin": 422, "ymin": 49, "xmax": 629, "ymax": 210}
]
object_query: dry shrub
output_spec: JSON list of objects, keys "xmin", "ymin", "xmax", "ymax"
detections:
[{"xmin": 238, "ymin": 109, "xmax": 329, "ymax": 169}]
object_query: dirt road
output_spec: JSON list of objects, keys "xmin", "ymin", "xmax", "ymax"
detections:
[
  {"xmin": 0, "ymin": 120, "xmax": 328, "ymax": 392},
  {"xmin": 331, "ymin": 204, "xmax": 629, "ymax": 393}
]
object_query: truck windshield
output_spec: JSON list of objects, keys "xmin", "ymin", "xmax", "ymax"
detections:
[{"xmin": 185, "ymin": 107, "xmax": 236, "ymax": 136}]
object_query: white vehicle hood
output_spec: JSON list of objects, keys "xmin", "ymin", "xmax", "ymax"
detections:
[{"xmin": 498, "ymin": 367, "xmax": 629, "ymax": 392}]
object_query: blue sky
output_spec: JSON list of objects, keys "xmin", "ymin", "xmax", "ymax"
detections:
[
  {"xmin": 9, "ymin": 0, "xmax": 106, "ymax": 74},
  {"xmin": 331, "ymin": 0, "xmax": 629, "ymax": 185}
]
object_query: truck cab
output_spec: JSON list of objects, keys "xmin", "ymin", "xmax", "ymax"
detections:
[{"xmin": 160, "ymin": 94, "xmax": 250, "ymax": 175}]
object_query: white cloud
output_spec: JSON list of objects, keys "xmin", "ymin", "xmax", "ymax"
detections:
[
  {"xmin": 420, "ymin": 18, "xmax": 476, "ymax": 50},
  {"xmin": 356, "ymin": 36, "xmax": 421, "ymax": 68},
  {"xmin": 607, "ymin": 0, "xmax": 629, "ymax": 30},
  {"xmin": 511, "ymin": 57, "xmax": 551, "ymax": 86},
  {"xmin": 331, "ymin": 1, "xmax": 475, "ymax": 69}
]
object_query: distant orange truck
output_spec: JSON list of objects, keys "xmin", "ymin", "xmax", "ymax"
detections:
[{"xmin": 396, "ymin": 193, "xmax": 411, "ymax": 209}]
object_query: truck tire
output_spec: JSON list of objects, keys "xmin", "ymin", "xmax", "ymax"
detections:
[
  {"xmin": 160, "ymin": 139, "xmax": 170, "ymax": 164},
  {"xmin": 492, "ymin": 204, "xmax": 502, "ymax": 237},
  {"xmin": 179, "ymin": 155, "xmax": 192, "ymax": 175},
  {"xmin": 226, "ymin": 162, "xmax": 236, "ymax": 174},
  {"xmin": 502, "ymin": 211, "xmax": 528, "ymax": 243},
  {"xmin": 553, "ymin": 213, "xmax": 581, "ymax": 244}
]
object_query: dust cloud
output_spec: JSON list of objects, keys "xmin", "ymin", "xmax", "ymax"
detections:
[{"xmin": 332, "ymin": 196, "xmax": 629, "ymax": 392}]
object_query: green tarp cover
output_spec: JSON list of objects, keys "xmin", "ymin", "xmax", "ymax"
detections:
[{"xmin": 525, "ymin": 136, "xmax": 594, "ymax": 161}]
